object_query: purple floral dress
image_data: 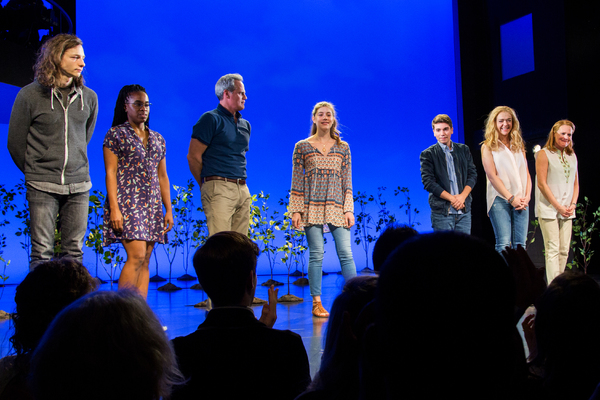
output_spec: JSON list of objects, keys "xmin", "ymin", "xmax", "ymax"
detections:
[{"xmin": 103, "ymin": 122, "xmax": 168, "ymax": 245}]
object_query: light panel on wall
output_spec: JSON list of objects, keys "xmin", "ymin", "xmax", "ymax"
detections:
[{"xmin": 500, "ymin": 14, "xmax": 535, "ymax": 80}]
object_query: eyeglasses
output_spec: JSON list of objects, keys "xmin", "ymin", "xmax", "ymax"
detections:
[{"xmin": 126, "ymin": 102, "xmax": 151, "ymax": 109}]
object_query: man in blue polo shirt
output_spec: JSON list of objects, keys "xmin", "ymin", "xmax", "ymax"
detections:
[
  {"xmin": 419, "ymin": 114, "xmax": 477, "ymax": 234},
  {"xmin": 187, "ymin": 73, "xmax": 251, "ymax": 236}
]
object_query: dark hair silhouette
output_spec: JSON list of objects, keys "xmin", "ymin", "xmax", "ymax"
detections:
[
  {"xmin": 193, "ymin": 231, "xmax": 260, "ymax": 306},
  {"xmin": 306, "ymin": 276, "xmax": 377, "ymax": 399},
  {"xmin": 374, "ymin": 232, "xmax": 517, "ymax": 399},
  {"xmin": 30, "ymin": 289, "xmax": 182, "ymax": 400},
  {"xmin": 534, "ymin": 271, "xmax": 600, "ymax": 399},
  {"xmin": 371, "ymin": 224, "xmax": 418, "ymax": 272},
  {"xmin": 10, "ymin": 260, "xmax": 97, "ymax": 361}
]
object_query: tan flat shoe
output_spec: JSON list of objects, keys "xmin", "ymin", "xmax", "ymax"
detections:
[{"xmin": 312, "ymin": 301, "xmax": 330, "ymax": 318}]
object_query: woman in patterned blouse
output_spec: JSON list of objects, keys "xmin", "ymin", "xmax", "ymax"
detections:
[
  {"xmin": 290, "ymin": 101, "xmax": 357, "ymax": 318},
  {"xmin": 103, "ymin": 85, "xmax": 173, "ymax": 299}
]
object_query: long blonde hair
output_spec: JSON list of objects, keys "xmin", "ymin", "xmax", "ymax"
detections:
[
  {"xmin": 544, "ymin": 119, "xmax": 575, "ymax": 156},
  {"xmin": 310, "ymin": 101, "xmax": 342, "ymax": 145},
  {"xmin": 481, "ymin": 106, "xmax": 525, "ymax": 152}
]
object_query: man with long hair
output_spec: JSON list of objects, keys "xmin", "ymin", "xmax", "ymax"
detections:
[{"xmin": 7, "ymin": 33, "xmax": 98, "ymax": 270}]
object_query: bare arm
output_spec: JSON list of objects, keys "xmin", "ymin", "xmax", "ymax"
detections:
[
  {"xmin": 158, "ymin": 157, "xmax": 173, "ymax": 233},
  {"xmin": 567, "ymin": 171, "xmax": 579, "ymax": 215},
  {"xmin": 103, "ymin": 146, "xmax": 122, "ymax": 232},
  {"xmin": 481, "ymin": 144, "xmax": 523, "ymax": 207},
  {"xmin": 523, "ymin": 151, "xmax": 532, "ymax": 209},
  {"xmin": 187, "ymin": 139, "xmax": 208, "ymax": 186}
]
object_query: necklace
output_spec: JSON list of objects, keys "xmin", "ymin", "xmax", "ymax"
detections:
[{"xmin": 315, "ymin": 138, "xmax": 332, "ymax": 153}]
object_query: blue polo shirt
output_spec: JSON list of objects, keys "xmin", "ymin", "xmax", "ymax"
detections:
[{"xmin": 192, "ymin": 104, "xmax": 251, "ymax": 179}]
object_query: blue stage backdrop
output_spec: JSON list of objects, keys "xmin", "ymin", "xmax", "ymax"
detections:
[{"xmin": 0, "ymin": 0, "xmax": 461, "ymax": 283}]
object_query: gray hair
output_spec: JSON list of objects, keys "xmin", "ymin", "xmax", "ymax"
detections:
[{"xmin": 215, "ymin": 73, "xmax": 243, "ymax": 100}]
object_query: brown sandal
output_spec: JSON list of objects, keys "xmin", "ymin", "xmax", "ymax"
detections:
[{"xmin": 312, "ymin": 301, "xmax": 330, "ymax": 318}]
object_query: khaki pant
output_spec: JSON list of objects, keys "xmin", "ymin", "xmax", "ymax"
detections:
[
  {"xmin": 539, "ymin": 217, "xmax": 572, "ymax": 284},
  {"xmin": 201, "ymin": 180, "xmax": 251, "ymax": 236}
]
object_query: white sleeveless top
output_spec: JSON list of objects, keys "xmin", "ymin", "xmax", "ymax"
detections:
[
  {"xmin": 535, "ymin": 148, "xmax": 577, "ymax": 219},
  {"xmin": 486, "ymin": 142, "xmax": 528, "ymax": 213}
]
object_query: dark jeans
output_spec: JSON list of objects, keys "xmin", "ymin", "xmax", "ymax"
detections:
[{"xmin": 27, "ymin": 186, "xmax": 89, "ymax": 271}]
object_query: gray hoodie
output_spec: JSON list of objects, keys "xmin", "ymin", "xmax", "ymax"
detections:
[{"xmin": 7, "ymin": 81, "xmax": 98, "ymax": 185}]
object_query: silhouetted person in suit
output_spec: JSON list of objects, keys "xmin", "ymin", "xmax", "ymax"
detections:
[{"xmin": 171, "ymin": 231, "xmax": 311, "ymax": 400}]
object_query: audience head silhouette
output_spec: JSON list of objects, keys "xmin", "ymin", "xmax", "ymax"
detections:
[
  {"xmin": 30, "ymin": 289, "xmax": 182, "ymax": 400},
  {"xmin": 534, "ymin": 271, "xmax": 600, "ymax": 399},
  {"xmin": 193, "ymin": 231, "xmax": 259, "ymax": 307},
  {"xmin": 371, "ymin": 224, "xmax": 418, "ymax": 272},
  {"xmin": 373, "ymin": 232, "xmax": 517, "ymax": 399}
]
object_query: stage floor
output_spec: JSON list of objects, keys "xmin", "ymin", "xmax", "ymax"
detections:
[{"xmin": 0, "ymin": 272, "xmax": 371, "ymax": 378}]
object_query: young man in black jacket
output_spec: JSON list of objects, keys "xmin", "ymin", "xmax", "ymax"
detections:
[{"xmin": 419, "ymin": 114, "xmax": 477, "ymax": 234}]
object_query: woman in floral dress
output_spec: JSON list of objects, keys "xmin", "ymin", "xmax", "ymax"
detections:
[
  {"xmin": 290, "ymin": 101, "xmax": 357, "ymax": 318},
  {"xmin": 103, "ymin": 84, "xmax": 173, "ymax": 299}
]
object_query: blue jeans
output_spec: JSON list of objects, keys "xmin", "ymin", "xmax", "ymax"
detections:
[
  {"xmin": 488, "ymin": 196, "xmax": 529, "ymax": 253},
  {"xmin": 27, "ymin": 186, "xmax": 89, "ymax": 271},
  {"xmin": 305, "ymin": 224, "xmax": 357, "ymax": 297},
  {"xmin": 431, "ymin": 211, "xmax": 472, "ymax": 234}
]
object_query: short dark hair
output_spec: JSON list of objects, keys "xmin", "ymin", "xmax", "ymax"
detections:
[
  {"xmin": 193, "ymin": 231, "xmax": 260, "ymax": 306},
  {"xmin": 432, "ymin": 114, "xmax": 453, "ymax": 130},
  {"xmin": 371, "ymin": 224, "xmax": 418, "ymax": 272},
  {"xmin": 10, "ymin": 260, "xmax": 97, "ymax": 360}
]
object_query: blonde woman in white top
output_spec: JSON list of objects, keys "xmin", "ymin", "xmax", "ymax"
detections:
[
  {"xmin": 535, "ymin": 120, "xmax": 578, "ymax": 283},
  {"xmin": 481, "ymin": 106, "xmax": 532, "ymax": 253}
]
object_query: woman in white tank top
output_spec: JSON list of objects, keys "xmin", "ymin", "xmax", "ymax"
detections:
[
  {"xmin": 481, "ymin": 106, "xmax": 532, "ymax": 253},
  {"xmin": 535, "ymin": 120, "xmax": 579, "ymax": 283}
]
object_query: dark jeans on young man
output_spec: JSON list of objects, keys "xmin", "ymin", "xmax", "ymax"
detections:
[{"xmin": 27, "ymin": 186, "xmax": 89, "ymax": 271}]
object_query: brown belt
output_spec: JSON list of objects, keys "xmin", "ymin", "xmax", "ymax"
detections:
[{"xmin": 202, "ymin": 176, "xmax": 246, "ymax": 185}]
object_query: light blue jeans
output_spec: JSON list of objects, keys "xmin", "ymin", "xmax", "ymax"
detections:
[
  {"xmin": 27, "ymin": 186, "xmax": 89, "ymax": 271},
  {"xmin": 305, "ymin": 224, "xmax": 357, "ymax": 297},
  {"xmin": 431, "ymin": 211, "xmax": 472, "ymax": 234},
  {"xmin": 488, "ymin": 196, "xmax": 529, "ymax": 253}
]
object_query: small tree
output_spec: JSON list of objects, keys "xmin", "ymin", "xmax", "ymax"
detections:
[
  {"xmin": 353, "ymin": 190, "xmax": 376, "ymax": 271},
  {"xmin": 102, "ymin": 243, "xmax": 124, "ymax": 286},
  {"xmin": 567, "ymin": 197, "xmax": 600, "ymax": 273},
  {"xmin": 14, "ymin": 181, "xmax": 31, "ymax": 264},
  {"xmin": 249, "ymin": 192, "xmax": 284, "ymax": 286},
  {"xmin": 85, "ymin": 190, "xmax": 107, "ymax": 282},
  {"xmin": 171, "ymin": 181, "xmax": 198, "ymax": 281},
  {"xmin": 395, "ymin": 186, "xmax": 420, "ymax": 228}
]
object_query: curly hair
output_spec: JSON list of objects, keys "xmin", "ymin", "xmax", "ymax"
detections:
[
  {"xmin": 310, "ymin": 101, "xmax": 342, "ymax": 145},
  {"xmin": 481, "ymin": 106, "xmax": 526, "ymax": 152},
  {"xmin": 112, "ymin": 84, "xmax": 150, "ymax": 127},
  {"xmin": 10, "ymin": 260, "xmax": 97, "ymax": 363},
  {"xmin": 34, "ymin": 34, "xmax": 84, "ymax": 88},
  {"xmin": 544, "ymin": 119, "xmax": 575, "ymax": 156}
]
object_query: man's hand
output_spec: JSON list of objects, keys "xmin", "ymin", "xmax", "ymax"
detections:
[
  {"xmin": 451, "ymin": 193, "xmax": 467, "ymax": 210},
  {"xmin": 258, "ymin": 284, "xmax": 279, "ymax": 328}
]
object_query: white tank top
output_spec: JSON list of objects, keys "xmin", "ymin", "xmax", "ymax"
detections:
[
  {"xmin": 486, "ymin": 142, "xmax": 528, "ymax": 213},
  {"xmin": 535, "ymin": 148, "xmax": 577, "ymax": 219}
]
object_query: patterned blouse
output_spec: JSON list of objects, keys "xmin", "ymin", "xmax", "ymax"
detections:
[
  {"xmin": 290, "ymin": 139, "xmax": 353, "ymax": 228},
  {"xmin": 102, "ymin": 122, "xmax": 167, "ymax": 245}
]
